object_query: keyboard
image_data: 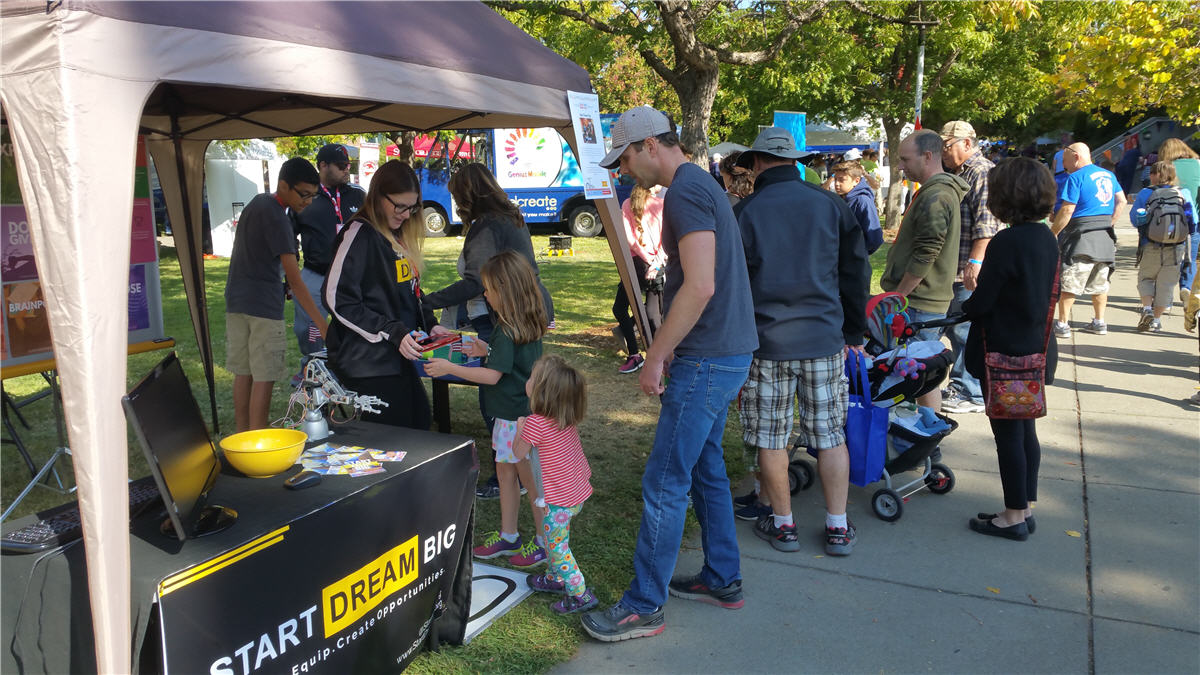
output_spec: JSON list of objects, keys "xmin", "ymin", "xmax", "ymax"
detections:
[{"xmin": 1, "ymin": 476, "xmax": 160, "ymax": 555}]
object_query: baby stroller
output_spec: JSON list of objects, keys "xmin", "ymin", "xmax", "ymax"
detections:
[{"xmin": 786, "ymin": 293, "xmax": 963, "ymax": 522}]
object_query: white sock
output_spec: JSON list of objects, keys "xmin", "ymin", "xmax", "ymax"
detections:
[
  {"xmin": 1144, "ymin": 306, "xmax": 1152, "ymax": 313},
  {"xmin": 500, "ymin": 531, "xmax": 519, "ymax": 543},
  {"xmin": 773, "ymin": 513, "xmax": 794, "ymax": 528},
  {"xmin": 753, "ymin": 479, "xmax": 761, "ymax": 493},
  {"xmin": 826, "ymin": 512, "xmax": 847, "ymax": 530}
]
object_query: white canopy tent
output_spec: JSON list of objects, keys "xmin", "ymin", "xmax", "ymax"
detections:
[{"xmin": 0, "ymin": 2, "xmax": 642, "ymax": 671}]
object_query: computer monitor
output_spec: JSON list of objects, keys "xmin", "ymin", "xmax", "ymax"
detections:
[{"xmin": 122, "ymin": 352, "xmax": 235, "ymax": 541}]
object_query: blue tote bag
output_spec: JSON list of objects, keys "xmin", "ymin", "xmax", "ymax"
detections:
[{"xmin": 845, "ymin": 351, "xmax": 888, "ymax": 487}]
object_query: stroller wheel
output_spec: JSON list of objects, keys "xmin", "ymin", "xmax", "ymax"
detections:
[
  {"xmin": 925, "ymin": 462, "xmax": 955, "ymax": 495},
  {"xmin": 787, "ymin": 460, "xmax": 815, "ymax": 495},
  {"xmin": 872, "ymin": 488, "xmax": 904, "ymax": 522}
]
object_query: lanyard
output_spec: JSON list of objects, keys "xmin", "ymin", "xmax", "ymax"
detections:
[{"xmin": 321, "ymin": 184, "xmax": 343, "ymax": 233}]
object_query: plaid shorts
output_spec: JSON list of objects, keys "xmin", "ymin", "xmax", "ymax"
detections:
[{"xmin": 739, "ymin": 352, "xmax": 848, "ymax": 451}]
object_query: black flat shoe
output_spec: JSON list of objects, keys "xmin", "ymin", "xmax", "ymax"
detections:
[
  {"xmin": 968, "ymin": 516, "xmax": 1029, "ymax": 541},
  {"xmin": 977, "ymin": 513, "xmax": 1035, "ymax": 534}
]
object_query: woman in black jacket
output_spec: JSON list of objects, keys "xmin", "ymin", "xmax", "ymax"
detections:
[
  {"xmin": 323, "ymin": 160, "xmax": 450, "ymax": 429},
  {"xmin": 963, "ymin": 158, "xmax": 1061, "ymax": 541}
]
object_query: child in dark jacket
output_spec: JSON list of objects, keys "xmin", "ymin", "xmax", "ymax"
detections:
[{"xmin": 831, "ymin": 161, "xmax": 883, "ymax": 254}]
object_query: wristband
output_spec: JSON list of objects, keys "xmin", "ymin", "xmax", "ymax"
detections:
[{"xmin": 968, "ymin": 258, "xmax": 983, "ymax": 265}]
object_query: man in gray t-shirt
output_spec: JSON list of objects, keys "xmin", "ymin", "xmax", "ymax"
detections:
[
  {"xmin": 223, "ymin": 157, "xmax": 326, "ymax": 432},
  {"xmin": 582, "ymin": 106, "xmax": 757, "ymax": 643}
]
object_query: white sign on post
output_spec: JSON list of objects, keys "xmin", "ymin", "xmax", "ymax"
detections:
[{"xmin": 566, "ymin": 91, "xmax": 613, "ymax": 200}]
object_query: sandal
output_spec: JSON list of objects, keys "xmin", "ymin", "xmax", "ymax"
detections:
[
  {"xmin": 968, "ymin": 516, "xmax": 1029, "ymax": 541},
  {"xmin": 977, "ymin": 513, "xmax": 1036, "ymax": 534}
]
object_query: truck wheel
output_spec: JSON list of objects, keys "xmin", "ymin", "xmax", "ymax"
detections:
[
  {"xmin": 568, "ymin": 205, "xmax": 602, "ymax": 238},
  {"xmin": 423, "ymin": 205, "xmax": 449, "ymax": 238}
]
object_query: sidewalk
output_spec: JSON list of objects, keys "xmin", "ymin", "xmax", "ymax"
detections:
[{"xmin": 559, "ymin": 217, "xmax": 1199, "ymax": 674}]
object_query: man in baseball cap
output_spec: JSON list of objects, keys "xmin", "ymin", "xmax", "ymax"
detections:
[
  {"xmin": 599, "ymin": 106, "xmax": 675, "ymax": 170},
  {"xmin": 315, "ymin": 142, "xmax": 351, "ymax": 167},
  {"xmin": 937, "ymin": 120, "xmax": 1001, "ymax": 415},
  {"xmin": 583, "ymin": 106, "xmax": 758, "ymax": 643}
]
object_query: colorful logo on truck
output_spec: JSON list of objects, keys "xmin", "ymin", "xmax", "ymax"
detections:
[{"xmin": 500, "ymin": 128, "xmax": 565, "ymax": 189}]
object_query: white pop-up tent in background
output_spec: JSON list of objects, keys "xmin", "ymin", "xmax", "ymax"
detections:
[{"xmin": 0, "ymin": 2, "xmax": 647, "ymax": 671}]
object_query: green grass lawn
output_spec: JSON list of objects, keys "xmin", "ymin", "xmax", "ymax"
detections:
[{"xmin": 1, "ymin": 232, "xmax": 890, "ymax": 674}]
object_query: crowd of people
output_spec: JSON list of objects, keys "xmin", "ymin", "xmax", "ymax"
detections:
[{"xmin": 219, "ymin": 108, "xmax": 1199, "ymax": 642}]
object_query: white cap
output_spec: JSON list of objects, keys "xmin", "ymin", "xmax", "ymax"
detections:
[
  {"xmin": 600, "ymin": 106, "xmax": 673, "ymax": 169},
  {"xmin": 843, "ymin": 148, "xmax": 863, "ymax": 161}
]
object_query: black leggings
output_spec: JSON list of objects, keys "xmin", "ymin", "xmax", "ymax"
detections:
[
  {"xmin": 338, "ymin": 368, "xmax": 431, "ymax": 431},
  {"xmin": 613, "ymin": 257, "xmax": 663, "ymax": 354},
  {"xmin": 990, "ymin": 417, "xmax": 1041, "ymax": 510}
]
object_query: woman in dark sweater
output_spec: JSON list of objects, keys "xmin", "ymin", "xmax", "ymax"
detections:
[{"xmin": 962, "ymin": 157, "xmax": 1061, "ymax": 541}]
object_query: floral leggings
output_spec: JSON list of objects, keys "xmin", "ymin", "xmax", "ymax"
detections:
[{"xmin": 543, "ymin": 503, "xmax": 586, "ymax": 597}]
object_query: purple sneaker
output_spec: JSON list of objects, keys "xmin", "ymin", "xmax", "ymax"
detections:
[
  {"xmin": 472, "ymin": 531, "xmax": 521, "ymax": 559},
  {"xmin": 509, "ymin": 539, "xmax": 547, "ymax": 567},
  {"xmin": 552, "ymin": 588, "xmax": 599, "ymax": 615},
  {"xmin": 526, "ymin": 573, "xmax": 566, "ymax": 594}
]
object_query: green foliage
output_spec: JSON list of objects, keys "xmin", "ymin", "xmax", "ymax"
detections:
[
  {"xmin": 273, "ymin": 134, "xmax": 360, "ymax": 161},
  {"xmin": 1052, "ymin": 0, "xmax": 1200, "ymax": 126}
]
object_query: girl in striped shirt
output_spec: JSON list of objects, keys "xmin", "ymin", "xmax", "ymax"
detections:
[{"xmin": 516, "ymin": 354, "xmax": 596, "ymax": 614}]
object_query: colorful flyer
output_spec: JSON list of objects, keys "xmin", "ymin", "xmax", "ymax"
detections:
[{"xmin": 566, "ymin": 91, "xmax": 613, "ymax": 199}]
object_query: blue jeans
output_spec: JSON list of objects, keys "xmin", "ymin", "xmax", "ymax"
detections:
[
  {"xmin": 622, "ymin": 353, "xmax": 751, "ymax": 614},
  {"xmin": 1179, "ymin": 232, "xmax": 1200, "ymax": 292},
  {"xmin": 945, "ymin": 283, "xmax": 983, "ymax": 403},
  {"xmin": 292, "ymin": 267, "xmax": 328, "ymax": 359},
  {"xmin": 905, "ymin": 307, "xmax": 946, "ymax": 343}
]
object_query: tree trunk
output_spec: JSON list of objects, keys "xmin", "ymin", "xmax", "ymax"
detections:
[
  {"xmin": 882, "ymin": 116, "xmax": 906, "ymax": 230},
  {"xmin": 671, "ymin": 69, "xmax": 719, "ymax": 168}
]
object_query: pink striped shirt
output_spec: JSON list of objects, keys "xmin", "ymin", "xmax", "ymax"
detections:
[{"xmin": 522, "ymin": 414, "xmax": 592, "ymax": 507}]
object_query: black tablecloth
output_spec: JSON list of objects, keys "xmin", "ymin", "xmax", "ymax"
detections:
[{"xmin": 2, "ymin": 422, "xmax": 477, "ymax": 674}]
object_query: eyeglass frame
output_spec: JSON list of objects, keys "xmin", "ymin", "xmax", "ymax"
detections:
[
  {"xmin": 382, "ymin": 192, "xmax": 420, "ymax": 218},
  {"xmin": 942, "ymin": 137, "xmax": 967, "ymax": 152},
  {"xmin": 288, "ymin": 182, "xmax": 318, "ymax": 201}
]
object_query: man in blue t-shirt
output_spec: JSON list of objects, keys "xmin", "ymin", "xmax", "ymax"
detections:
[
  {"xmin": 582, "ymin": 106, "xmax": 758, "ymax": 643},
  {"xmin": 1051, "ymin": 143, "xmax": 1128, "ymax": 337}
]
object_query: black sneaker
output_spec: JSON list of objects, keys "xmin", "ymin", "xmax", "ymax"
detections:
[
  {"xmin": 733, "ymin": 488, "xmax": 759, "ymax": 507},
  {"xmin": 667, "ymin": 573, "xmax": 744, "ymax": 609},
  {"xmin": 754, "ymin": 514, "xmax": 800, "ymax": 552},
  {"xmin": 825, "ymin": 521, "xmax": 857, "ymax": 556},
  {"xmin": 734, "ymin": 501, "xmax": 772, "ymax": 521},
  {"xmin": 581, "ymin": 602, "xmax": 666, "ymax": 642}
]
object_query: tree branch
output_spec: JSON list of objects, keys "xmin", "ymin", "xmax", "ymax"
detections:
[
  {"xmin": 923, "ymin": 46, "xmax": 962, "ymax": 101},
  {"xmin": 846, "ymin": 0, "xmax": 939, "ymax": 27},
  {"xmin": 490, "ymin": 1, "xmax": 628, "ymax": 37},
  {"xmin": 715, "ymin": 0, "xmax": 831, "ymax": 65}
]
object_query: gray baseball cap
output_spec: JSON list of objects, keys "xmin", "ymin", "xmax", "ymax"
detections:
[
  {"xmin": 736, "ymin": 127, "xmax": 810, "ymax": 168},
  {"xmin": 600, "ymin": 106, "xmax": 673, "ymax": 170}
]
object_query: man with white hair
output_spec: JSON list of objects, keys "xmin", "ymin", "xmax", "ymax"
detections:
[{"xmin": 1051, "ymin": 142, "xmax": 1127, "ymax": 337}]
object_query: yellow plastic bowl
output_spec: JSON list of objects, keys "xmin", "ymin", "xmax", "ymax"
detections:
[{"xmin": 219, "ymin": 429, "xmax": 308, "ymax": 478}]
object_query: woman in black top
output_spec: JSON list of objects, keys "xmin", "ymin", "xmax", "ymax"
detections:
[
  {"xmin": 962, "ymin": 158, "xmax": 1061, "ymax": 541},
  {"xmin": 423, "ymin": 163, "xmax": 554, "ymax": 496},
  {"xmin": 323, "ymin": 160, "xmax": 451, "ymax": 429}
]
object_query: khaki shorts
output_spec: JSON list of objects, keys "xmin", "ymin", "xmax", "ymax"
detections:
[
  {"xmin": 1062, "ymin": 258, "xmax": 1111, "ymax": 296},
  {"xmin": 225, "ymin": 313, "xmax": 288, "ymax": 382}
]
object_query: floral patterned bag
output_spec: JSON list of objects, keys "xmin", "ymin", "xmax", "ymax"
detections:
[{"xmin": 983, "ymin": 263, "xmax": 1060, "ymax": 420}]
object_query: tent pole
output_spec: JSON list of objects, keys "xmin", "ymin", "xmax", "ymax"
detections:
[{"xmin": 167, "ymin": 94, "xmax": 221, "ymax": 435}]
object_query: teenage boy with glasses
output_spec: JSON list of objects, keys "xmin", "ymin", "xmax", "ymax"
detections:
[{"xmin": 225, "ymin": 157, "xmax": 327, "ymax": 432}]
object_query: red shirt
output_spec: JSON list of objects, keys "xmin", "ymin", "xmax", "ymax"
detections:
[{"xmin": 521, "ymin": 414, "xmax": 592, "ymax": 507}]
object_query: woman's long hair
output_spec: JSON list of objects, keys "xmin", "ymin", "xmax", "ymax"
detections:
[
  {"xmin": 1158, "ymin": 137, "xmax": 1199, "ymax": 162},
  {"xmin": 358, "ymin": 160, "xmax": 425, "ymax": 271},
  {"xmin": 480, "ymin": 250, "xmax": 547, "ymax": 345},
  {"xmin": 448, "ymin": 162, "xmax": 524, "ymax": 233},
  {"xmin": 629, "ymin": 185, "xmax": 652, "ymax": 236}
]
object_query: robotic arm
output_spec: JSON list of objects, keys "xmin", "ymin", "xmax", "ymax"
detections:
[{"xmin": 300, "ymin": 359, "xmax": 388, "ymax": 415}]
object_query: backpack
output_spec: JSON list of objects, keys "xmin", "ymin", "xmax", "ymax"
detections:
[{"xmin": 1144, "ymin": 186, "xmax": 1189, "ymax": 244}]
